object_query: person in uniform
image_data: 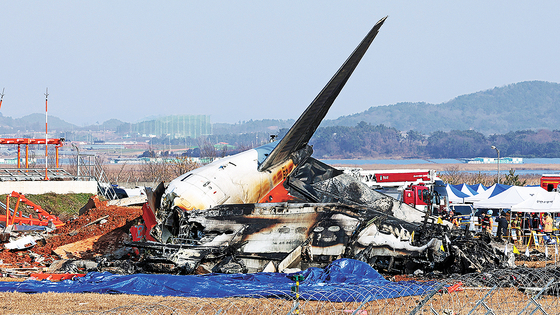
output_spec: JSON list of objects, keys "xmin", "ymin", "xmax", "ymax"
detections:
[
  {"xmin": 495, "ymin": 211, "xmax": 508, "ymax": 240},
  {"xmin": 480, "ymin": 210, "xmax": 493, "ymax": 235},
  {"xmin": 543, "ymin": 212, "xmax": 553, "ymax": 236},
  {"xmin": 450, "ymin": 211, "xmax": 460, "ymax": 228},
  {"xmin": 510, "ymin": 213, "xmax": 522, "ymax": 244},
  {"xmin": 532, "ymin": 213, "xmax": 542, "ymax": 233},
  {"xmin": 521, "ymin": 213, "xmax": 532, "ymax": 245}
]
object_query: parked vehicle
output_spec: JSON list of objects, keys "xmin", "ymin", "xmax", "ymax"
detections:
[
  {"xmin": 343, "ymin": 169, "xmax": 448, "ymax": 214},
  {"xmin": 449, "ymin": 203, "xmax": 475, "ymax": 229},
  {"xmin": 541, "ymin": 174, "xmax": 560, "ymax": 192}
]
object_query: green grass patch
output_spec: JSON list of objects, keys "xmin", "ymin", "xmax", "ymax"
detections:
[{"xmin": 0, "ymin": 193, "xmax": 94, "ymax": 221}]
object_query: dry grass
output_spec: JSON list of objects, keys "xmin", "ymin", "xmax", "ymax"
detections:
[
  {"xmin": 0, "ymin": 287, "xmax": 558, "ymax": 314},
  {"xmin": 99, "ymin": 161, "xmax": 554, "ymax": 187},
  {"xmin": 0, "ymin": 291, "xmax": 172, "ymax": 314},
  {"xmin": 345, "ymin": 163, "xmax": 560, "ymax": 172}
]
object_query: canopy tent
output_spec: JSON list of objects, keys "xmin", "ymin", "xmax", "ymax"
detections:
[
  {"xmin": 473, "ymin": 186, "xmax": 545, "ymax": 209},
  {"xmin": 468, "ymin": 183, "xmax": 487, "ymax": 194},
  {"xmin": 464, "ymin": 183, "xmax": 511, "ymax": 203},
  {"xmin": 452, "ymin": 183, "xmax": 478, "ymax": 196},
  {"xmin": 511, "ymin": 190, "xmax": 560, "ymax": 213},
  {"xmin": 446, "ymin": 184, "xmax": 471, "ymax": 204}
]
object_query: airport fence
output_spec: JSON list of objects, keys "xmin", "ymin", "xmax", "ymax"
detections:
[{"xmin": 69, "ymin": 265, "xmax": 560, "ymax": 315}]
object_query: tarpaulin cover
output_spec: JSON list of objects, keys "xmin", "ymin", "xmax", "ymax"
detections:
[{"xmin": 0, "ymin": 259, "xmax": 439, "ymax": 302}]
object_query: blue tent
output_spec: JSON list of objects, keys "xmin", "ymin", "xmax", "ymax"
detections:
[
  {"xmin": 452, "ymin": 183, "xmax": 478, "ymax": 196},
  {"xmin": 468, "ymin": 183, "xmax": 487, "ymax": 194},
  {"xmin": 446, "ymin": 184, "xmax": 471, "ymax": 203},
  {"xmin": 488, "ymin": 183, "xmax": 512, "ymax": 198},
  {"xmin": 464, "ymin": 183, "xmax": 511, "ymax": 203}
]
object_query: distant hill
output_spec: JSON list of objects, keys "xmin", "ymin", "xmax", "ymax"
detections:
[
  {"xmin": 323, "ymin": 81, "xmax": 560, "ymax": 135},
  {"xmin": 2, "ymin": 81, "xmax": 559, "ymax": 137},
  {"xmin": 0, "ymin": 113, "xmax": 78, "ymax": 134}
]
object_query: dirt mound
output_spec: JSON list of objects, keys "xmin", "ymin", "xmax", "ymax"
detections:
[{"xmin": 0, "ymin": 196, "xmax": 143, "ymax": 269}]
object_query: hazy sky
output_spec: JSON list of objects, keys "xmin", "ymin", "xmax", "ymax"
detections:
[{"xmin": 1, "ymin": 1, "xmax": 559, "ymax": 126}]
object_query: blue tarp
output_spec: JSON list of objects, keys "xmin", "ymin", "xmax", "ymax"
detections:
[{"xmin": 0, "ymin": 259, "xmax": 439, "ymax": 302}]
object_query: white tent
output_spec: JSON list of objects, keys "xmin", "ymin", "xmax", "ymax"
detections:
[
  {"xmin": 511, "ymin": 191, "xmax": 560, "ymax": 213},
  {"xmin": 473, "ymin": 186, "xmax": 545, "ymax": 209},
  {"xmin": 446, "ymin": 184, "xmax": 470, "ymax": 204},
  {"xmin": 464, "ymin": 183, "xmax": 511, "ymax": 203}
]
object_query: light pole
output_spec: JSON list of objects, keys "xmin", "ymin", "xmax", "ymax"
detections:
[{"xmin": 491, "ymin": 145, "xmax": 500, "ymax": 184}]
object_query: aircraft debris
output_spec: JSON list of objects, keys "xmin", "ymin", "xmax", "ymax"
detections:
[
  {"xmin": 0, "ymin": 17, "xmax": 522, "ymax": 281},
  {"xmin": 69, "ymin": 215, "xmax": 110, "ymax": 236},
  {"xmin": 121, "ymin": 16, "xmax": 514, "ymax": 277},
  {"xmin": 5, "ymin": 235, "xmax": 37, "ymax": 250}
]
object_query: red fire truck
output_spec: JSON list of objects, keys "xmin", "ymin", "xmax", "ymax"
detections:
[
  {"xmin": 541, "ymin": 174, "xmax": 560, "ymax": 192},
  {"xmin": 343, "ymin": 169, "xmax": 448, "ymax": 214}
]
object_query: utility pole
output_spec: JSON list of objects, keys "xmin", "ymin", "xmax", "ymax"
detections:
[
  {"xmin": 491, "ymin": 145, "xmax": 500, "ymax": 184},
  {"xmin": 45, "ymin": 88, "xmax": 49, "ymax": 180}
]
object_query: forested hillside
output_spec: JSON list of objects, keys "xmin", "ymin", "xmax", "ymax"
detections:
[
  {"xmin": 309, "ymin": 125, "xmax": 560, "ymax": 159},
  {"xmin": 322, "ymin": 81, "xmax": 560, "ymax": 135}
]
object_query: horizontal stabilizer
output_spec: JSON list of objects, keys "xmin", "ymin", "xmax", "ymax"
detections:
[{"xmin": 259, "ymin": 16, "xmax": 387, "ymax": 171}]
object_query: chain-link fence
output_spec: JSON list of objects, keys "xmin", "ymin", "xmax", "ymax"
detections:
[{"xmin": 62, "ymin": 265, "xmax": 560, "ymax": 315}]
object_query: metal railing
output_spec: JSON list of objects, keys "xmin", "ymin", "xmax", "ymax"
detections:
[{"xmin": 0, "ymin": 167, "xmax": 74, "ymax": 181}]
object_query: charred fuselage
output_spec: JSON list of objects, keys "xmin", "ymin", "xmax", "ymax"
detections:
[{"xmin": 131, "ymin": 16, "xmax": 513, "ymax": 275}]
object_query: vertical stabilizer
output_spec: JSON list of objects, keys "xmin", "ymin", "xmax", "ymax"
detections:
[{"xmin": 259, "ymin": 16, "xmax": 387, "ymax": 171}]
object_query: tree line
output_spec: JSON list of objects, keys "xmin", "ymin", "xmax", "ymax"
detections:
[
  {"xmin": 312, "ymin": 123, "xmax": 560, "ymax": 159},
  {"xmin": 145, "ymin": 121, "xmax": 560, "ymax": 159}
]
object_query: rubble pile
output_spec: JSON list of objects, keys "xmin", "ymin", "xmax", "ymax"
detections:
[
  {"xmin": 0, "ymin": 194, "xmax": 530, "ymax": 279},
  {"xmin": 435, "ymin": 230, "xmax": 515, "ymax": 274},
  {"xmin": 0, "ymin": 196, "xmax": 142, "ymax": 274}
]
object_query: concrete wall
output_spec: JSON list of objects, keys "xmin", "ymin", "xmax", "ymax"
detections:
[{"xmin": 0, "ymin": 180, "xmax": 98, "ymax": 195}]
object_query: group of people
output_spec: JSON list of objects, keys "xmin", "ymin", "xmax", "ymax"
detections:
[
  {"xmin": 510, "ymin": 212, "xmax": 554, "ymax": 244},
  {"xmin": 475, "ymin": 210, "xmax": 555, "ymax": 244},
  {"xmin": 441, "ymin": 207, "xmax": 557, "ymax": 244},
  {"xmin": 479, "ymin": 210, "xmax": 510, "ymax": 238}
]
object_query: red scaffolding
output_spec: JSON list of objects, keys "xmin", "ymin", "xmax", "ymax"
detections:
[{"xmin": 0, "ymin": 138, "xmax": 64, "ymax": 169}]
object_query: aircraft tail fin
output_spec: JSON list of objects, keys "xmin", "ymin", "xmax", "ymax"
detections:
[{"xmin": 259, "ymin": 16, "xmax": 387, "ymax": 171}]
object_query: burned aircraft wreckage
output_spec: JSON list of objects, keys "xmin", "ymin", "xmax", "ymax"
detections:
[{"xmin": 128, "ymin": 16, "xmax": 514, "ymax": 275}]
